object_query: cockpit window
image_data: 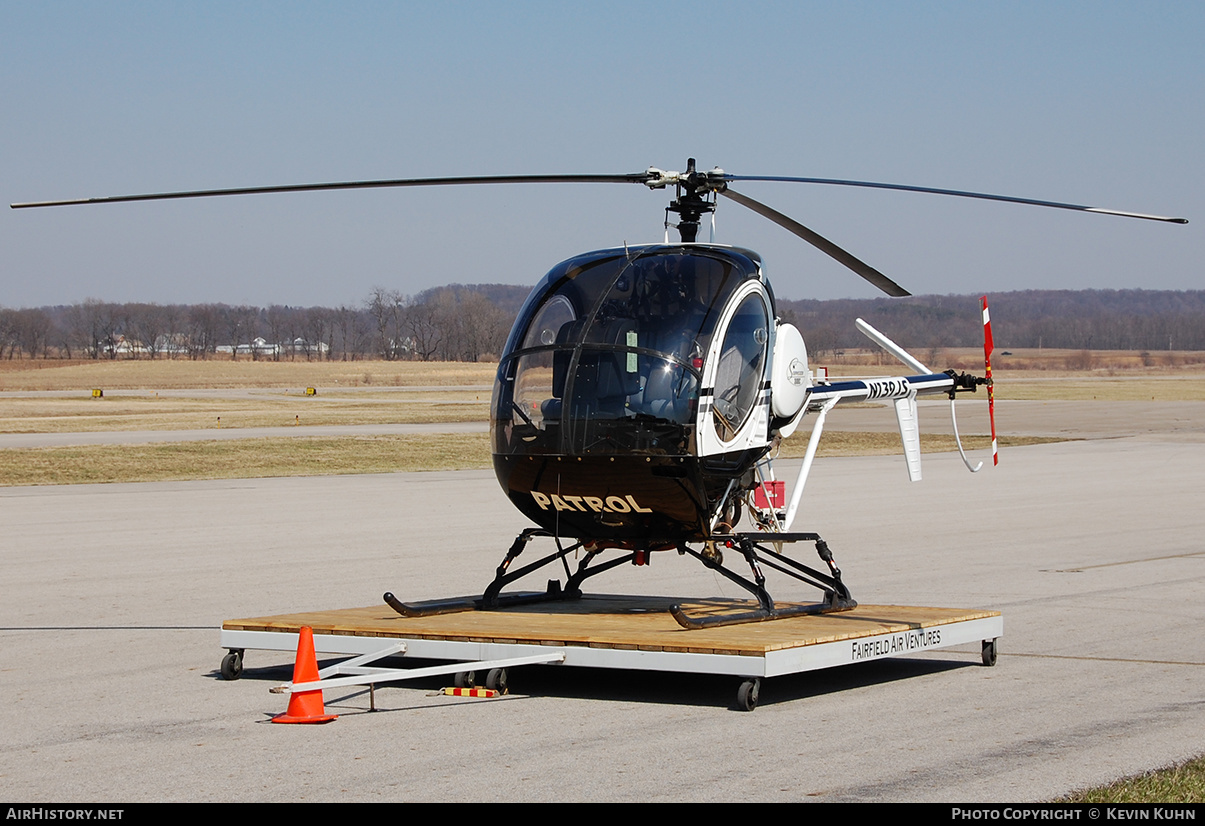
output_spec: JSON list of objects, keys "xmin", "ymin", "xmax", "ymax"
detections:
[
  {"xmin": 493, "ymin": 247, "xmax": 760, "ymax": 456},
  {"xmin": 712, "ymin": 293, "xmax": 770, "ymax": 442},
  {"xmin": 521, "ymin": 294, "xmax": 575, "ymax": 349}
]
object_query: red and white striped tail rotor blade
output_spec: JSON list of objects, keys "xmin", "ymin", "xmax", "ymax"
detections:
[{"xmin": 981, "ymin": 296, "xmax": 998, "ymax": 466}]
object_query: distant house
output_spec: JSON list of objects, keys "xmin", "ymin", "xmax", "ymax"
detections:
[
  {"xmin": 284, "ymin": 337, "xmax": 330, "ymax": 356},
  {"xmin": 214, "ymin": 337, "xmax": 329, "ymax": 358},
  {"xmin": 112, "ymin": 335, "xmax": 148, "ymax": 357},
  {"xmin": 156, "ymin": 334, "xmax": 192, "ymax": 356},
  {"xmin": 215, "ymin": 337, "xmax": 280, "ymax": 357},
  {"xmin": 387, "ymin": 336, "xmax": 414, "ymax": 358}
]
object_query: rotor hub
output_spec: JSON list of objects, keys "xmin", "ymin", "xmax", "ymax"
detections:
[{"xmin": 646, "ymin": 158, "xmax": 727, "ymax": 242}]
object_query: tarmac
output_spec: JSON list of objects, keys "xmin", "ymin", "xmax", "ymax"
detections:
[{"xmin": 0, "ymin": 401, "xmax": 1202, "ymax": 802}]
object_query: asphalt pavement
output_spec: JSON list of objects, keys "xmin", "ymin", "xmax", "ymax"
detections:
[{"xmin": 0, "ymin": 406, "xmax": 1202, "ymax": 801}]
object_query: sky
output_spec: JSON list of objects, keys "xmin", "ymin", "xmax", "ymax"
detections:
[{"xmin": 2, "ymin": 1, "xmax": 1201, "ymax": 309}]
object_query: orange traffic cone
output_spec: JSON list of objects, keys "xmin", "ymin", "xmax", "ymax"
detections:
[{"xmin": 271, "ymin": 626, "xmax": 337, "ymax": 724}]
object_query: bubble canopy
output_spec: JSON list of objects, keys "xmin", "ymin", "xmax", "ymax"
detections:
[{"xmin": 491, "ymin": 245, "xmax": 765, "ymax": 459}]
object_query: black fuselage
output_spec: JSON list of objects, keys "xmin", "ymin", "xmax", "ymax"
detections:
[{"xmin": 490, "ymin": 245, "xmax": 774, "ymax": 543}]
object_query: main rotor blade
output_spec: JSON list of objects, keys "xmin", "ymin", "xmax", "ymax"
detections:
[
  {"xmin": 724, "ymin": 175, "xmax": 1188, "ymax": 224},
  {"xmin": 10, "ymin": 173, "xmax": 650, "ymax": 209},
  {"xmin": 720, "ymin": 187, "xmax": 911, "ymax": 297}
]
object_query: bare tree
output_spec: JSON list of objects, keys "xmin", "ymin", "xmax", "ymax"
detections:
[
  {"xmin": 225, "ymin": 305, "xmax": 261, "ymax": 360},
  {"xmin": 266, "ymin": 305, "xmax": 291, "ymax": 361},
  {"xmin": 457, "ymin": 290, "xmax": 509, "ymax": 361},
  {"xmin": 303, "ymin": 306, "xmax": 332, "ymax": 361},
  {"xmin": 126, "ymin": 303, "xmax": 170, "ymax": 359},
  {"xmin": 333, "ymin": 304, "xmax": 368, "ymax": 360},
  {"xmin": 365, "ymin": 287, "xmax": 405, "ymax": 360},
  {"xmin": 16, "ymin": 309, "xmax": 54, "ymax": 358},
  {"xmin": 0, "ymin": 308, "xmax": 17, "ymax": 359},
  {"xmin": 186, "ymin": 304, "xmax": 222, "ymax": 359},
  {"xmin": 70, "ymin": 299, "xmax": 124, "ymax": 359},
  {"xmin": 402, "ymin": 297, "xmax": 442, "ymax": 361}
]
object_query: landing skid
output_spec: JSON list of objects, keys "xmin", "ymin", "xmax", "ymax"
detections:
[
  {"xmin": 383, "ymin": 591, "xmax": 540, "ymax": 618},
  {"xmin": 385, "ymin": 529, "xmax": 855, "ymax": 630}
]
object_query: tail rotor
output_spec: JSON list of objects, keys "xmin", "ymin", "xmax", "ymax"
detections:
[
  {"xmin": 950, "ymin": 295, "xmax": 998, "ymax": 472},
  {"xmin": 982, "ymin": 296, "xmax": 998, "ymax": 466}
]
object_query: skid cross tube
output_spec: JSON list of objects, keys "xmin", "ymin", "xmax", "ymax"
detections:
[
  {"xmin": 678, "ymin": 541, "xmax": 774, "ymax": 612},
  {"xmin": 385, "ymin": 529, "xmax": 643, "ymax": 618},
  {"xmin": 481, "ymin": 533, "xmax": 588, "ymax": 608},
  {"xmin": 744, "ymin": 535, "xmax": 852, "ymax": 601},
  {"xmin": 670, "ymin": 532, "xmax": 857, "ymax": 630}
]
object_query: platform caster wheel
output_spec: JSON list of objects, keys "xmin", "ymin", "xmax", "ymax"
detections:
[
  {"xmin": 220, "ymin": 649, "xmax": 244, "ymax": 681},
  {"xmin": 982, "ymin": 639, "xmax": 998, "ymax": 667},
  {"xmin": 454, "ymin": 670, "xmax": 477, "ymax": 689},
  {"xmin": 736, "ymin": 678, "xmax": 761, "ymax": 712},
  {"xmin": 485, "ymin": 668, "xmax": 509, "ymax": 694}
]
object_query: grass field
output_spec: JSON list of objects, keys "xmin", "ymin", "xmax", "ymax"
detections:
[
  {"xmin": 2, "ymin": 376, "xmax": 1201, "ymax": 436},
  {"xmin": 1059, "ymin": 754, "xmax": 1205, "ymax": 803},
  {"xmin": 0, "ymin": 432, "xmax": 493, "ymax": 485},
  {"xmin": 826, "ymin": 346, "xmax": 1205, "ymax": 374},
  {"xmin": 826, "ymin": 348, "xmax": 1205, "ymax": 401},
  {"xmin": 0, "ymin": 358, "xmax": 498, "ymax": 390},
  {"xmin": 4, "ymin": 350, "xmax": 1205, "ymax": 391},
  {"xmin": 0, "ymin": 390, "xmax": 490, "ymax": 432},
  {"xmin": 0, "ymin": 431, "xmax": 1053, "ymax": 486},
  {"xmin": 0, "ymin": 355, "xmax": 1196, "ymax": 485},
  {"xmin": 2, "ymin": 357, "xmax": 1203, "ymax": 436}
]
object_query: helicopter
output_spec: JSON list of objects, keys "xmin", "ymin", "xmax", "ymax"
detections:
[{"xmin": 11, "ymin": 159, "xmax": 1187, "ymax": 629}]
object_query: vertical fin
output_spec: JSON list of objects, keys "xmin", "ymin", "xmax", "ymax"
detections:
[{"xmin": 894, "ymin": 393, "xmax": 923, "ymax": 482}]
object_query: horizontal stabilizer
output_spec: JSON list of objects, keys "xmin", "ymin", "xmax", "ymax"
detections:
[{"xmin": 856, "ymin": 319, "xmax": 929, "ymax": 374}]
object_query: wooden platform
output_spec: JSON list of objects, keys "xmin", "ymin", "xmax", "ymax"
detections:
[{"xmin": 223, "ymin": 595, "xmax": 1000, "ymax": 659}]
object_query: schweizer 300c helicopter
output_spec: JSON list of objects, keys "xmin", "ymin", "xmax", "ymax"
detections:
[{"xmin": 12, "ymin": 160, "xmax": 1187, "ymax": 629}]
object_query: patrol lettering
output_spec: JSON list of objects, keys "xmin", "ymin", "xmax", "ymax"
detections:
[{"xmin": 530, "ymin": 492, "xmax": 654, "ymax": 514}]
